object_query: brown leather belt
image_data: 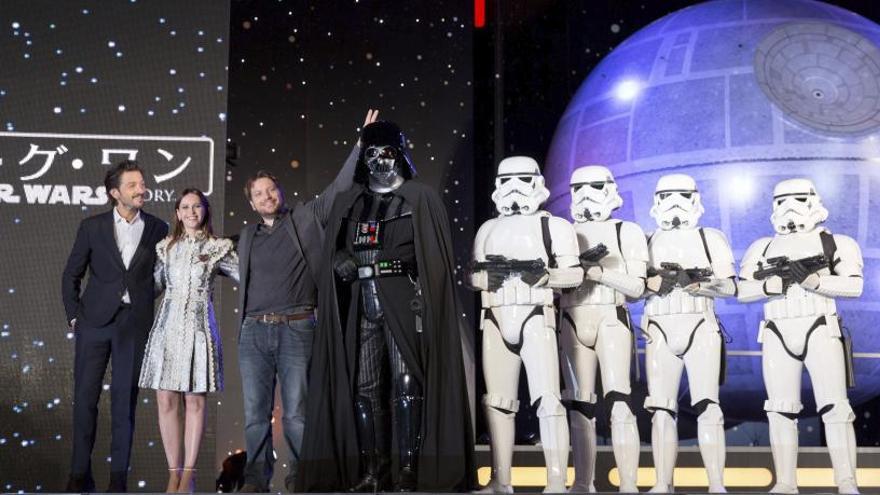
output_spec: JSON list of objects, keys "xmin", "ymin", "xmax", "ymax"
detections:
[{"xmin": 248, "ymin": 311, "xmax": 314, "ymax": 324}]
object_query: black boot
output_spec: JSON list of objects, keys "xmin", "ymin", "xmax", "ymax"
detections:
[
  {"xmin": 395, "ymin": 466, "xmax": 417, "ymax": 493},
  {"xmin": 349, "ymin": 450, "xmax": 390, "ymax": 492},
  {"xmin": 106, "ymin": 471, "xmax": 127, "ymax": 493},
  {"xmin": 65, "ymin": 473, "xmax": 95, "ymax": 493},
  {"xmin": 392, "ymin": 375, "xmax": 423, "ymax": 492},
  {"xmin": 350, "ymin": 396, "xmax": 390, "ymax": 492}
]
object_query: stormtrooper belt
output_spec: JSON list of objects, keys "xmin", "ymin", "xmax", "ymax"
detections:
[{"xmin": 357, "ymin": 259, "xmax": 415, "ymax": 280}]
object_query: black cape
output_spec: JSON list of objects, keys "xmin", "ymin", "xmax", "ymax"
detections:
[{"xmin": 296, "ymin": 181, "xmax": 475, "ymax": 492}]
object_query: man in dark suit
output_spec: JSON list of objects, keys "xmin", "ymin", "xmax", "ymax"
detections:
[
  {"xmin": 236, "ymin": 109, "xmax": 376, "ymax": 492},
  {"xmin": 61, "ymin": 160, "xmax": 169, "ymax": 492}
]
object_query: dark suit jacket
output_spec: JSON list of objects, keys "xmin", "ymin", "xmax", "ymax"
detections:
[
  {"xmin": 62, "ymin": 209, "xmax": 169, "ymax": 330},
  {"xmin": 237, "ymin": 145, "xmax": 359, "ymax": 330}
]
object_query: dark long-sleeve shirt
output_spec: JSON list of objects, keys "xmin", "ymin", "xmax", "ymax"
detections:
[{"xmin": 239, "ymin": 144, "xmax": 360, "ymax": 318}]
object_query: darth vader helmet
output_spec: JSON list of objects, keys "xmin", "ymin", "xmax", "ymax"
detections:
[{"xmin": 355, "ymin": 121, "xmax": 416, "ymax": 187}]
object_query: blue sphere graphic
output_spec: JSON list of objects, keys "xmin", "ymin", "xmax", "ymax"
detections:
[{"xmin": 545, "ymin": 0, "xmax": 880, "ymax": 421}]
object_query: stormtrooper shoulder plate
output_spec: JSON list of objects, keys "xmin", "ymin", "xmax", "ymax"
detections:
[
  {"xmin": 472, "ymin": 217, "xmax": 500, "ymax": 260},
  {"xmin": 701, "ymin": 227, "xmax": 736, "ymax": 278},
  {"xmin": 545, "ymin": 213, "xmax": 581, "ymax": 262},
  {"xmin": 619, "ymin": 220, "xmax": 649, "ymax": 264},
  {"xmin": 831, "ymin": 233, "xmax": 863, "ymax": 277},
  {"xmin": 740, "ymin": 237, "xmax": 773, "ymax": 278}
]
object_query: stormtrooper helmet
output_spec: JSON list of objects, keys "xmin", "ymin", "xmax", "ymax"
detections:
[
  {"xmin": 355, "ymin": 121, "xmax": 416, "ymax": 187},
  {"xmin": 569, "ymin": 165, "xmax": 623, "ymax": 222},
  {"xmin": 770, "ymin": 178, "xmax": 828, "ymax": 234},
  {"xmin": 490, "ymin": 156, "xmax": 550, "ymax": 216},
  {"xmin": 649, "ymin": 174, "xmax": 704, "ymax": 230}
]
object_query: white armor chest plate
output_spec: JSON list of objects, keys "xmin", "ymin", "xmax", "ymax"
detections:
[
  {"xmin": 645, "ymin": 228, "xmax": 714, "ymax": 316},
  {"xmin": 564, "ymin": 221, "xmax": 625, "ymax": 306},
  {"xmin": 480, "ymin": 214, "xmax": 554, "ymax": 307},
  {"xmin": 482, "ymin": 214, "xmax": 550, "ymax": 262},
  {"xmin": 762, "ymin": 231, "xmax": 836, "ymax": 319}
]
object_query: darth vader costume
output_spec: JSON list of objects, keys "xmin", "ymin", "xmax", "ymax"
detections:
[{"xmin": 295, "ymin": 121, "xmax": 474, "ymax": 492}]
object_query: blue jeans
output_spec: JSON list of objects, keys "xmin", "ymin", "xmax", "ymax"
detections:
[{"xmin": 239, "ymin": 316, "xmax": 315, "ymax": 490}]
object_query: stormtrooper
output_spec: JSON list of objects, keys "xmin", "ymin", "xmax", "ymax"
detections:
[
  {"xmin": 559, "ymin": 165, "xmax": 647, "ymax": 493},
  {"xmin": 738, "ymin": 178, "xmax": 863, "ymax": 495},
  {"xmin": 297, "ymin": 121, "xmax": 473, "ymax": 492},
  {"xmin": 642, "ymin": 174, "xmax": 736, "ymax": 493},
  {"xmin": 471, "ymin": 156, "xmax": 583, "ymax": 493}
]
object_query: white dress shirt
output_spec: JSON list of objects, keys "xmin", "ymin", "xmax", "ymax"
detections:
[{"xmin": 113, "ymin": 207, "xmax": 145, "ymax": 303}]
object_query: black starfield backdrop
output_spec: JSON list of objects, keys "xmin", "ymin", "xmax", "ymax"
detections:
[
  {"xmin": 0, "ymin": 2, "xmax": 230, "ymax": 492},
  {"xmin": 219, "ymin": 0, "xmax": 474, "ymax": 489}
]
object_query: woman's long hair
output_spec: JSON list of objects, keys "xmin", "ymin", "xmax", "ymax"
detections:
[{"xmin": 167, "ymin": 188, "xmax": 213, "ymax": 249}]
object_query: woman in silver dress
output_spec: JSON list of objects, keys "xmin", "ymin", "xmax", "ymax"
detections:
[{"xmin": 139, "ymin": 188, "xmax": 238, "ymax": 492}]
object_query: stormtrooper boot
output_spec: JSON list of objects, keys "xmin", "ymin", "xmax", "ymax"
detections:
[
  {"xmin": 697, "ymin": 403, "xmax": 727, "ymax": 493},
  {"xmin": 648, "ymin": 411, "xmax": 677, "ymax": 493},
  {"xmin": 479, "ymin": 403, "xmax": 515, "ymax": 494},
  {"xmin": 539, "ymin": 412, "xmax": 570, "ymax": 494},
  {"xmin": 568, "ymin": 409, "xmax": 596, "ymax": 493},
  {"xmin": 767, "ymin": 413, "xmax": 799, "ymax": 494},
  {"xmin": 824, "ymin": 414, "xmax": 859, "ymax": 494},
  {"xmin": 610, "ymin": 402, "xmax": 640, "ymax": 493}
]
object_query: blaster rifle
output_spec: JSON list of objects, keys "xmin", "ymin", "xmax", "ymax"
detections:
[
  {"xmin": 473, "ymin": 254, "xmax": 548, "ymax": 291},
  {"xmin": 753, "ymin": 254, "xmax": 827, "ymax": 292},
  {"xmin": 579, "ymin": 243, "xmax": 609, "ymax": 268},
  {"xmin": 647, "ymin": 262, "xmax": 713, "ymax": 296}
]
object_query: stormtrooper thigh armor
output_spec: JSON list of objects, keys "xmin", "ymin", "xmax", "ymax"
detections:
[
  {"xmin": 643, "ymin": 310, "xmax": 726, "ymax": 493},
  {"xmin": 759, "ymin": 315, "xmax": 856, "ymax": 494}
]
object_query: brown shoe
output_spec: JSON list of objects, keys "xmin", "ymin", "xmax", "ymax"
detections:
[
  {"xmin": 177, "ymin": 467, "xmax": 196, "ymax": 493},
  {"xmin": 166, "ymin": 468, "xmax": 182, "ymax": 493}
]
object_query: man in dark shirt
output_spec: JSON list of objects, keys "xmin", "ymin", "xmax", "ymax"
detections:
[{"xmin": 237, "ymin": 110, "xmax": 377, "ymax": 492}]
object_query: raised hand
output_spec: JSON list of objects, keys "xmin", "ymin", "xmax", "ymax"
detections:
[{"xmin": 363, "ymin": 109, "xmax": 379, "ymax": 127}]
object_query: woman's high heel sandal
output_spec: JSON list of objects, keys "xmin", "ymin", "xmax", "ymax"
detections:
[
  {"xmin": 177, "ymin": 467, "xmax": 197, "ymax": 493},
  {"xmin": 166, "ymin": 468, "xmax": 182, "ymax": 493}
]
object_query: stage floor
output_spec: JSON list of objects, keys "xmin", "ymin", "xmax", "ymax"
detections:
[{"xmin": 472, "ymin": 445, "xmax": 880, "ymax": 493}]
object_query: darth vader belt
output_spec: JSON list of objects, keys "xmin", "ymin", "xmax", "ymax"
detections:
[{"xmin": 357, "ymin": 259, "xmax": 415, "ymax": 280}]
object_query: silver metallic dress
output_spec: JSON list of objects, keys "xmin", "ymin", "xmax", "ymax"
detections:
[{"xmin": 139, "ymin": 234, "xmax": 239, "ymax": 393}]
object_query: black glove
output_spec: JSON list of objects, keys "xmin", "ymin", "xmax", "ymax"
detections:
[
  {"xmin": 788, "ymin": 259, "xmax": 812, "ymax": 284},
  {"xmin": 521, "ymin": 269, "xmax": 549, "ymax": 287},
  {"xmin": 657, "ymin": 275, "xmax": 677, "ymax": 296},
  {"xmin": 333, "ymin": 251, "xmax": 358, "ymax": 283},
  {"xmin": 486, "ymin": 269, "xmax": 507, "ymax": 292}
]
